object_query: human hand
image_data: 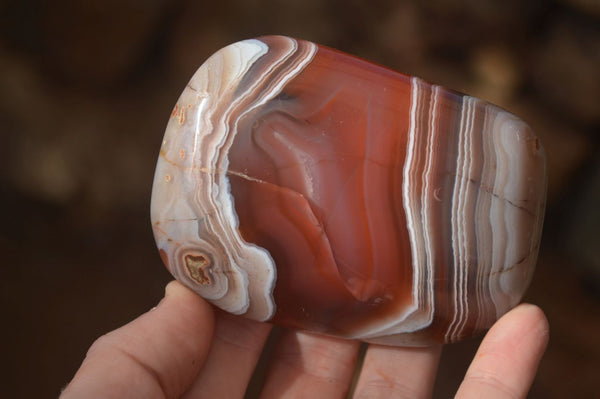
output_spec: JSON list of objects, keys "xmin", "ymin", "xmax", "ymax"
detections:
[{"xmin": 61, "ymin": 281, "xmax": 549, "ymax": 398}]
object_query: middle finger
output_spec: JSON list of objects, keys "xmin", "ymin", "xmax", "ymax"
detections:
[
  {"xmin": 353, "ymin": 343, "xmax": 442, "ymax": 398},
  {"xmin": 260, "ymin": 330, "xmax": 360, "ymax": 399}
]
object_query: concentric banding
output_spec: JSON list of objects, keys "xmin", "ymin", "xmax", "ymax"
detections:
[{"xmin": 151, "ymin": 36, "xmax": 546, "ymax": 345}]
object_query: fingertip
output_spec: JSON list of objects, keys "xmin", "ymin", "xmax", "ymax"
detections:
[
  {"xmin": 164, "ymin": 279, "xmax": 186, "ymax": 298},
  {"xmin": 163, "ymin": 280, "xmax": 207, "ymax": 309},
  {"xmin": 455, "ymin": 303, "xmax": 549, "ymax": 399},
  {"xmin": 516, "ymin": 303, "xmax": 549, "ymax": 337},
  {"xmin": 160, "ymin": 281, "xmax": 215, "ymax": 333},
  {"xmin": 511, "ymin": 303, "xmax": 549, "ymax": 333},
  {"xmin": 492, "ymin": 303, "xmax": 550, "ymax": 350},
  {"xmin": 507, "ymin": 303, "xmax": 546, "ymax": 322}
]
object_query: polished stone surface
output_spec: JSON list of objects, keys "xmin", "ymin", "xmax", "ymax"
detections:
[{"xmin": 151, "ymin": 36, "xmax": 546, "ymax": 345}]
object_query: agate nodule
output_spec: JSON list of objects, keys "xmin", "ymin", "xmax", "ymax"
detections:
[{"xmin": 150, "ymin": 36, "xmax": 546, "ymax": 346}]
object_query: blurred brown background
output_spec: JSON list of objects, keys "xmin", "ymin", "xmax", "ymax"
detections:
[{"xmin": 1, "ymin": 0, "xmax": 599, "ymax": 397}]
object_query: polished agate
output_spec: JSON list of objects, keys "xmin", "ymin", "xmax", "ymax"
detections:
[{"xmin": 150, "ymin": 36, "xmax": 546, "ymax": 345}]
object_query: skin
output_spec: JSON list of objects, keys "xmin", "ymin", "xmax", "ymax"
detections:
[{"xmin": 61, "ymin": 281, "xmax": 549, "ymax": 398}]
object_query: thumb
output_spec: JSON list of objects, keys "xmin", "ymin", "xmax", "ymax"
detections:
[{"xmin": 61, "ymin": 281, "xmax": 215, "ymax": 399}]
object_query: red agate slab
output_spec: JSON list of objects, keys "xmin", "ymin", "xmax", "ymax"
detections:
[{"xmin": 150, "ymin": 36, "xmax": 546, "ymax": 345}]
